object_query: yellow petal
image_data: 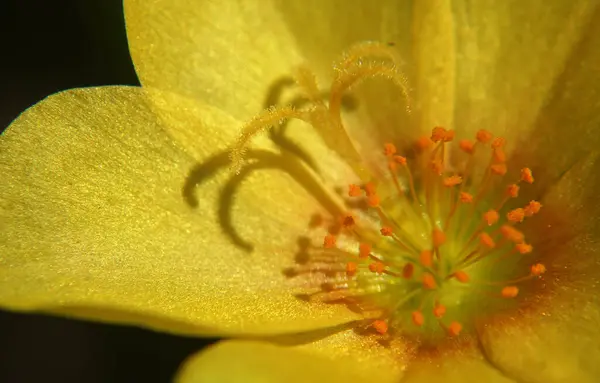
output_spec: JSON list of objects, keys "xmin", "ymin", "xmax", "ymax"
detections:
[
  {"xmin": 0, "ymin": 86, "xmax": 358, "ymax": 336},
  {"xmin": 515, "ymin": 7, "xmax": 600, "ymax": 191},
  {"xmin": 400, "ymin": 347, "xmax": 514, "ymax": 382},
  {"xmin": 175, "ymin": 340, "xmax": 387, "ymax": 383},
  {"xmin": 452, "ymin": 1, "xmax": 597, "ymax": 140},
  {"xmin": 124, "ymin": 0, "xmax": 304, "ymax": 121},
  {"xmin": 477, "ymin": 153, "xmax": 600, "ymax": 382},
  {"xmin": 270, "ymin": 328, "xmax": 409, "ymax": 382}
]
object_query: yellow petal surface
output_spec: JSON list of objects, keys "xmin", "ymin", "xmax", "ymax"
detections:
[
  {"xmin": 124, "ymin": 0, "xmax": 304, "ymax": 121},
  {"xmin": 515, "ymin": 6, "xmax": 600, "ymax": 192},
  {"xmin": 174, "ymin": 340, "xmax": 388, "ymax": 383},
  {"xmin": 0, "ymin": 86, "xmax": 359, "ymax": 336},
  {"xmin": 272, "ymin": 328, "xmax": 410, "ymax": 382},
  {"xmin": 400, "ymin": 348, "xmax": 515, "ymax": 382},
  {"xmin": 477, "ymin": 153, "xmax": 600, "ymax": 382},
  {"xmin": 452, "ymin": 1, "xmax": 598, "ymax": 140}
]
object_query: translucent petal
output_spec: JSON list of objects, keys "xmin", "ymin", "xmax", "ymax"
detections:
[
  {"xmin": 174, "ymin": 340, "xmax": 388, "ymax": 383},
  {"xmin": 400, "ymin": 347, "xmax": 515, "ymax": 382},
  {"xmin": 478, "ymin": 153, "xmax": 600, "ymax": 382},
  {"xmin": 0, "ymin": 86, "xmax": 358, "ymax": 336},
  {"xmin": 124, "ymin": 0, "xmax": 305, "ymax": 121},
  {"xmin": 451, "ymin": 1, "xmax": 598, "ymax": 141},
  {"xmin": 271, "ymin": 328, "xmax": 409, "ymax": 382}
]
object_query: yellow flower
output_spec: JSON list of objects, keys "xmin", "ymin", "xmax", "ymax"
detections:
[{"xmin": 2, "ymin": 1, "xmax": 600, "ymax": 382}]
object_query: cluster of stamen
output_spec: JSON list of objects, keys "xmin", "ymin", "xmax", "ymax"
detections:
[
  {"xmin": 311, "ymin": 127, "xmax": 544, "ymax": 338},
  {"xmin": 229, "ymin": 41, "xmax": 546, "ymax": 341}
]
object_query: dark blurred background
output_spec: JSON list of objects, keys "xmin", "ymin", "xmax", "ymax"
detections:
[{"xmin": 0, "ymin": 1, "xmax": 217, "ymax": 381}]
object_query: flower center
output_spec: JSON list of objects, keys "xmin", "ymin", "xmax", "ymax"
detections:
[
  {"xmin": 230, "ymin": 41, "xmax": 549, "ymax": 343},
  {"xmin": 297, "ymin": 127, "xmax": 545, "ymax": 341}
]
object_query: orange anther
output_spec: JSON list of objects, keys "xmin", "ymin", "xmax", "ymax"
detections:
[
  {"xmin": 531, "ymin": 263, "xmax": 547, "ymax": 276},
  {"xmin": 431, "ymin": 126, "xmax": 447, "ymax": 143},
  {"xmin": 419, "ymin": 250, "xmax": 433, "ymax": 267},
  {"xmin": 432, "ymin": 228, "xmax": 446, "ymax": 247},
  {"xmin": 459, "ymin": 139, "xmax": 475, "ymax": 154},
  {"xmin": 506, "ymin": 184, "xmax": 520, "ymax": 198},
  {"xmin": 364, "ymin": 182, "xmax": 377, "ymax": 196},
  {"xmin": 433, "ymin": 304, "xmax": 446, "ymax": 318},
  {"xmin": 491, "ymin": 137, "xmax": 506, "ymax": 148},
  {"xmin": 416, "ymin": 135, "xmax": 433, "ymax": 150},
  {"xmin": 342, "ymin": 214, "xmax": 356, "ymax": 228},
  {"xmin": 500, "ymin": 225, "xmax": 525, "ymax": 243},
  {"xmin": 501, "ymin": 286, "xmax": 519, "ymax": 298},
  {"xmin": 412, "ymin": 311, "xmax": 425, "ymax": 327},
  {"xmin": 484, "ymin": 210, "xmax": 499, "ymax": 226},
  {"xmin": 460, "ymin": 192, "xmax": 474, "ymax": 203},
  {"xmin": 443, "ymin": 175, "xmax": 463, "ymax": 187},
  {"xmin": 493, "ymin": 147, "xmax": 507, "ymax": 163},
  {"xmin": 380, "ymin": 227, "xmax": 393, "ymax": 236},
  {"xmin": 521, "ymin": 168, "xmax": 534, "ymax": 184},
  {"xmin": 430, "ymin": 160, "xmax": 444, "ymax": 175},
  {"xmin": 348, "ymin": 184, "xmax": 362, "ymax": 197},
  {"xmin": 346, "ymin": 262, "xmax": 358, "ymax": 276},
  {"xmin": 369, "ymin": 261, "xmax": 385, "ymax": 274},
  {"xmin": 372, "ymin": 319, "xmax": 388, "ymax": 334},
  {"xmin": 476, "ymin": 129, "xmax": 493, "ymax": 143},
  {"xmin": 507, "ymin": 208, "xmax": 525, "ymax": 223},
  {"xmin": 453, "ymin": 270, "xmax": 470, "ymax": 283},
  {"xmin": 515, "ymin": 242, "xmax": 533, "ymax": 254},
  {"xmin": 323, "ymin": 234, "xmax": 336, "ymax": 248},
  {"xmin": 423, "ymin": 273, "xmax": 437, "ymax": 289},
  {"xmin": 491, "ymin": 163, "xmax": 507, "ymax": 175},
  {"xmin": 447, "ymin": 321, "xmax": 462, "ymax": 337},
  {"xmin": 393, "ymin": 155, "xmax": 407, "ymax": 165},
  {"xmin": 358, "ymin": 243, "xmax": 371, "ymax": 259},
  {"xmin": 402, "ymin": 263, "xmax": 414, "ymax": 279},
  {"xmin": 387, "ymin": 161, "xmax": 398, "ymax": 171},
  {"xmin": 367, "ymin": 194, "xmax": 380, "ymax": 207},
  {"xmin": 524, "ymin": 200, "xmax": 542, "ymax": 216},
  {"xmin": 384, "ymin": 143, "xmax": 397, "ymax": 157},
  {"xmin": 480, "ymin": 232, "xmax": 496, "ymax": 248},
  {"xmin": 443, "ymin": 129, "xmax": 455, "ymax": 142}
]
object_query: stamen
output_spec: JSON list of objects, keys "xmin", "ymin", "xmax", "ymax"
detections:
[
  {"xmin": 521, "ymin": 168, "xmax": 534, "ymax": 183},
  {"xmin": 384, "ymin": 143, "xmax": 397, "ymax": 157},
  {"xmin": 372, "ymin": 319, "xmax": 389, "ymax": 334},
  {"xmin": 507, "ymin": 208, "xmax": 525, "ymax": 223},
  {"xmin": 419, "ymin": 250, "xmax": 433, "ymax": 267},
  {"xmin": 358, "ymin": 243, "xmax": 371, "ymax": 259},
  {"xmin": 453, "ymin": 271, "xmax": 470, "ymax": 283},
  {"xmin": 501, "ymin": 286, "xmax": 519, "ymax": 298},
  {"xmin": 412, "ymin": 311, "xmax": 425, "ymax": 327},
  {"xmin": 402, "ymin": 263, "xmax": 415, "ymax": 279},
  {"xmin": 323, "ymin": 234, "xmax": 337, "ymax": 248},
  {"xmin": 423, "ymin": 273, "xmax": 437, "ymax": 289},
  {"xmin": 484, "ymin": 210, "xmax": 499, "ymax": 226},
  {"xmin": 524, "ymin": 200, "xmax": 542, "ymax": 216},
  {"xmin": 346, "ymin": 262, "xmax": 358, "ymax": 277},
  {"xmin": 348, "ymin": 184, "xmax": 362, "ymax": 197},
  {"xmin": 476, "ymin": 129, "xmax": 493, "ymax": 143},
  {"xmin": 380, "ymin": 227, "xmax": 393, "ymax": 236},
  {"xmin": 480, "ymin": 232, "xmax": 496, "ymax": 249},
  {"xmin": 515, "ymin": 243, "xmax": 533, "ymax": 254},
  {"xmin": 433, "ymin": 303, "xmax": 446, "ymax": 318},
  {"xmin": 447, "ymin": 322, "xmax": 462, "ymax": 337},
  {"xmin": 500, "ymin": 225, "xmax": 525, "ymax": 243},
  {"xmin": 531, "ymin": 263, "xmax": 547, "ymax": 276},
  {"xmin": 369, "ymin": 262, "xmax": 385, "ymax": 274}
]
